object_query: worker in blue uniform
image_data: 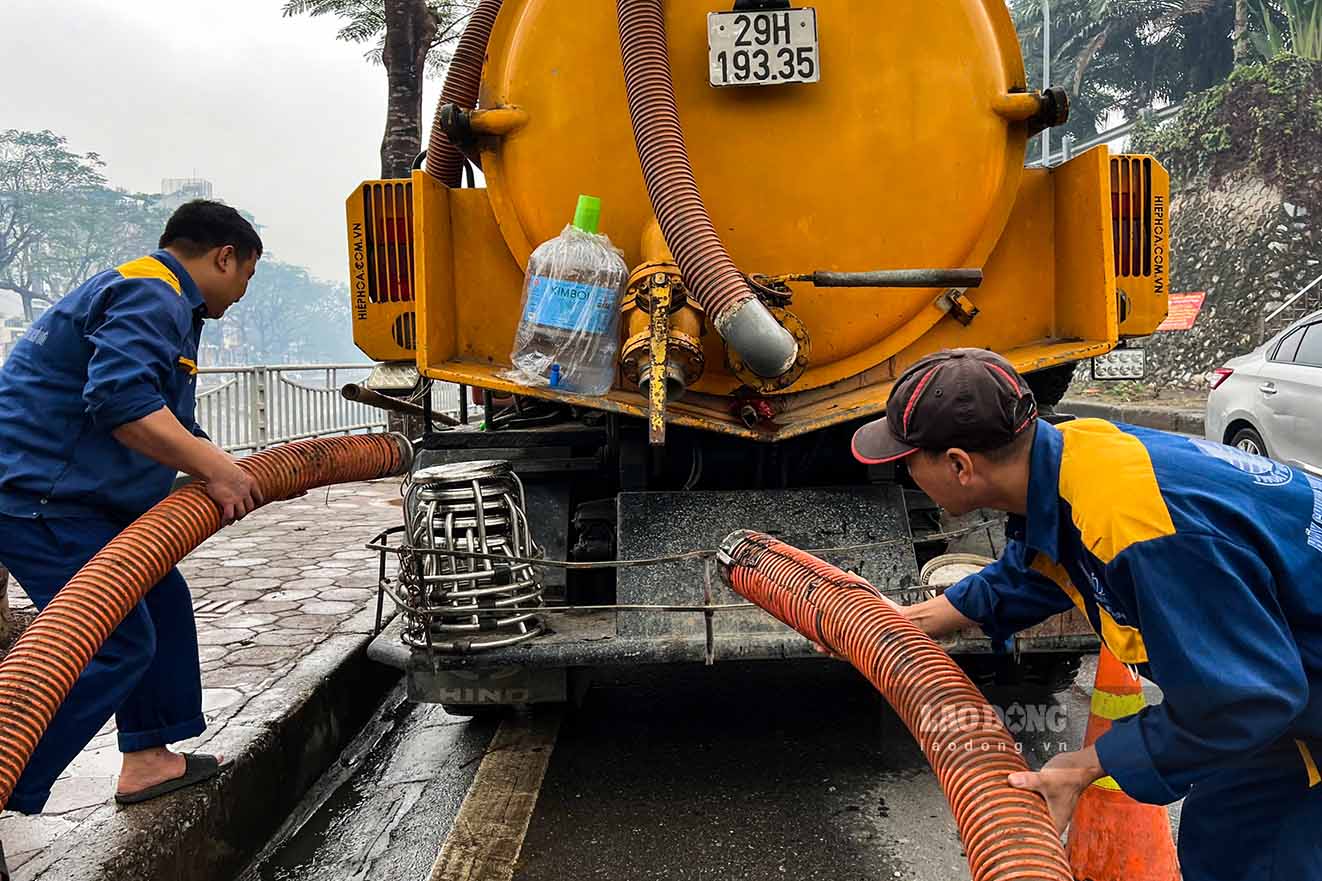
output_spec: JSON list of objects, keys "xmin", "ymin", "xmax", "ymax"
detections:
[
  {"xmin": 850, "ymin": 349, "xmax": 1322, "ymax": 881},
  {"xmin": 0, "ymin": 201, "xmax": 264, "ymax": 817}
]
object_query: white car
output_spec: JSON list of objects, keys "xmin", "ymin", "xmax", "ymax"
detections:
[{"xmin": 1206, "ymin": 310, "xmax": 1322, "ymax": 476}]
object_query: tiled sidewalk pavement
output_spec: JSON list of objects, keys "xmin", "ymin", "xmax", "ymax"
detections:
[{"xmin": 0, "ymin": 478, "xmax": 404, "ymax": 879}]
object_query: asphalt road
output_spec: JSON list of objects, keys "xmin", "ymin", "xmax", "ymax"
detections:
[{"xmin": 235, "ymin": 655, "xmax": 1158, "ymax": 881}]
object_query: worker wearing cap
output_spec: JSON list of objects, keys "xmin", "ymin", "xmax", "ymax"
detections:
[
  {"xmin": 0, "ymin": 201, "xmax": 265, "ymax": 820},
  {"xmin": 850, "ymin": 348, "xmax": 1321, "ymax": 881}
]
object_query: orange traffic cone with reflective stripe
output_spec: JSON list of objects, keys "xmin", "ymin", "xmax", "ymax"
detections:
[{"xmin": 1066, "ymin": 645, "xmax": 1180, "ymax": 881}]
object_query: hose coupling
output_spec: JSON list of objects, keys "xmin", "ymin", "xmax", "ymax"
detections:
[
  {"xmin": 716, "ymin": 528, "xmax": 757, "ymax": 572},
  {"xmin": 621, "ymin": 268, "xmax": 706, "ymax": 400},
  {"xmin": 387, "ymin": 432, "xmax": 416, "ymax": 474}
]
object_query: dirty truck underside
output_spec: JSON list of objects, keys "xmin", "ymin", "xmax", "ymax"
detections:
[{"xmin": 364, "ymin": 411, "xmax": 1095, "ymax": 710}]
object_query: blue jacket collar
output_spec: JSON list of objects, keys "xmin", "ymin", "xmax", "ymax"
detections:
[
  {"xmin": 1024, "ymin": 419, "xmax": 1064, "ymax": 559},
  {"xmin": 151, "ymin": 249, "xmax": 206, "ymax": 314}
]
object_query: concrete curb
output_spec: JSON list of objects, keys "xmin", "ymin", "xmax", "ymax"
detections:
[
  {"xmin": 1059, "ymin": 398, "xmax": 1206, "ymax": 436},
  {"xmin": 18, "ymin": 605, "xmax": 399, "ymax": 881}
]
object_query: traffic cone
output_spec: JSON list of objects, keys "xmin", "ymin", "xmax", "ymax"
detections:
[{"xmin": 1066, "ymin": 645, "xmax": 1180, "ymax": 881}]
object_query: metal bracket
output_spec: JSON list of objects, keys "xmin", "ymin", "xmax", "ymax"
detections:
[
  {"xmin": 746, "ymin": 273, "xmax": 794, "ymax": 308},
  {"xmin": 733, "ymin": 0, "xmax": 792, "ymax": 9},
  {"xmin": 936, "ymin": 289, "xmax": 981, "ymax": 327}
]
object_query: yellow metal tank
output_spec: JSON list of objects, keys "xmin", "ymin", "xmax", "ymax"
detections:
[{"xmin": 346, "ymin": 0, "xmax": 1170, "ymax": 442}]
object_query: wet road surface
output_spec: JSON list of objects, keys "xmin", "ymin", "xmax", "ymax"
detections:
[
  {"xmin": 237, "ymin": 656, "xmax": 1156, "ymax": 881},
  {"xmin": 237, "ymin": 687, "xmax": 496, "ymax": 881}
]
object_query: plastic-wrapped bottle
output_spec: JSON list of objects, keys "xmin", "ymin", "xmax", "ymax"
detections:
[{"xmin": 507, "ymin": 196, "xmax": 628, "ymax": 396}]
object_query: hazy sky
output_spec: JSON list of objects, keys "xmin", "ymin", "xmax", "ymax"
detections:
[{"xmin": 1, "ymin": 0, "xmax": 443, "ymax": 284}]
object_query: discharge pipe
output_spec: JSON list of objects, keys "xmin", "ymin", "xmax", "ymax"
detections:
[
  {"xmin": 341, "ymin": 383, "xmax": 460, "ymax": 427},
  {"xmin": 424, "ymin": 0, "xmax": 504, "ymax": 186},
  {"xmin": 617, "ymin": 0, "xmax": 800, "ymax": 380},
  {"xmin": 718, "ymin": 531, "xmax": 1071, "ymax": 881},
  {"xmin": 0, "ymin": 433, "xmax": 413, "ymax": 814}
]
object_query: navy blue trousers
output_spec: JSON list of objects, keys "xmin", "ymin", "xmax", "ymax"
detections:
[
  {"xmin": 1175, "ymin": 738, "xmax": 1322, "ymax": 881},
  {"xmin": 0, "ymin": 514, "xmax": 204, "ymax": 814}
]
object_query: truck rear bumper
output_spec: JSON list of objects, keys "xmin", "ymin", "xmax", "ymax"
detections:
[{"xmin": 367, "ymin": 609, "xmax": 1100, "ymax": 673}]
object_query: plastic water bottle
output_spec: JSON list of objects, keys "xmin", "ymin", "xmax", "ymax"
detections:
[{"xmin": 509, "ymin": 195, "xmax": 628, "ymax": 396}]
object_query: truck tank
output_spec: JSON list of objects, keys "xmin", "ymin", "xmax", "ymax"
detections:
[{"xmin": 349, "ymin": 0, "xmax": 1168, "ymax": 712}]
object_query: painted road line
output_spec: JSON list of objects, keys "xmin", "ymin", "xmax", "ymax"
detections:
[{"xmin": 428, "ymin": 710, "xmax": 562, "ymax": 881}]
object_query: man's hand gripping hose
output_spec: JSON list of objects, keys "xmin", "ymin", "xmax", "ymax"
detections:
[
  {"xmin": 0, "ymin": 434, "xmax": 413, "ymax": 822},
  {"xmin": 718, "ymin": 530, "xmax": 1071, "ymax": 881}
]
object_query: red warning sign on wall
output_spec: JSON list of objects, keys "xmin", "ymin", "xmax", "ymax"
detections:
[{"xmin": 1156, "ymin": 292, "xmax": 1206, "ymax": 332}]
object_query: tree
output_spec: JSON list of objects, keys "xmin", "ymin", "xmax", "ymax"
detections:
[
  {"xmin": 0, "ymin": 130, "xmax": 109, "ymax": 319},
  {"xmin": 0, "ymin": 128, "xmax": 360, "ymax": 365},
  {"xmin": 1013, "ymin": 1, "xmax": 1240, "ymax": 158},
  {"xmin": 30, "ymin": 189, "xmax": 168, "ymax": 302},
  {"xmin": 282, "ymin": 0, "xmax": 477, "ymax": 178},
  {"xmin": 1235, "ymin": 0, "xmax": 1256, "ymax": 62},
  {"xmin": 218, "ymin": 260, "xmax": 360, "ymax": 364},
  {"xmin": 1251, "ymin": 1, "xmax": 1322, "ymax": 59}
]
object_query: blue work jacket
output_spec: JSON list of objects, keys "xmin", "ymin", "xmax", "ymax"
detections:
[
  {"xmin": 945, "ymin": 419, "xmax": 1322, "ymax": 805},
  {"xmin": 0, "ymin": 250, "xmax": 207, "ymax": 524}
]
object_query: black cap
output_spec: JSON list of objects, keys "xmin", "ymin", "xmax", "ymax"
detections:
[{"xmin": 851, "ymin": 349, "xmax": 1039, "ymax": 464}]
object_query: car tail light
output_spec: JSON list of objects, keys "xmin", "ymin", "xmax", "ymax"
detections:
[{"xmin": 1210, "ymin": 368, "xmax": 1234, "ymax": 390}]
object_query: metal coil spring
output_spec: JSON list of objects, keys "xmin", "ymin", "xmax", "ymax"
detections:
[{"xmin": 400, "ymin": 460, "xmax": 545, "ymax": 651}]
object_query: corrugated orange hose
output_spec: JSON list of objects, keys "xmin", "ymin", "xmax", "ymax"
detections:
[
  {"xmin": 616, "ymin": 0, "xmax": 752, "ymax": 326},
  {"xmin": 0, "ymin": 433, "xmax": 412, "ymax": 812},
  {"xmin": 718, "ymin": 530, "xmax": 1071, "ymax": 881},
  {"xmin": 616, "ymin": 0, "xmax": 799, "ymax": 379},
  {"xmin": 424, "ymin": 0, "xmax": 504, "ymax": 187}
]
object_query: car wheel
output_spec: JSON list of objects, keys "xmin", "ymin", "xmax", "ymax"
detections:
[{"xmin": 1230, "ymin": 426, "xmax": 1269, "ymax": 458}]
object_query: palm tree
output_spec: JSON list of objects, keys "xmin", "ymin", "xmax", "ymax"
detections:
[
  {"xmin": 283, "ymin": 0, "xmax": 476, "ymax": 177},
  {"xmin": 1235, "ymin": 0, "xmax": 1256, "ymax": 61},
  {"xmin": 1013, "ymin": 0, "xmax": 1240, "ymax": 155},
  {"xmin": 1252, "ymin": 0, "xmax": 1322, "ymax": 59}
]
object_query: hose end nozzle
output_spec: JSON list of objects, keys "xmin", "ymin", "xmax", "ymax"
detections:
[
  {"xmin": 387, "ymin": 432, "xmax": 416, "ymax": 475},
  {"xmin": 716, "ymin": 529, "xmax": 764, "ymax": 577},
  {"xmin": 716, "ymin": 299, "xmax": 800, "ymax": 379}
]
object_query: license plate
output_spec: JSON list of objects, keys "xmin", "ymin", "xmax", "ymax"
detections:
[
  {"xmin": 1091, "ymin": 348, "xmax": 1146, "ymax": 380},
  {"xmin": 708, "ymin": 8, "xmax": 820, "ymax": 88}
]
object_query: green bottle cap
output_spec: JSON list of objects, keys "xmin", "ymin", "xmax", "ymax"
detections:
[{"xmin": 572, "ymin": 195, "xmax": 602, "ymax": 234}]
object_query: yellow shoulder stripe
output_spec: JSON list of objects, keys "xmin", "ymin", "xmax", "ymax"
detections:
[
  {"xmin": 116, "ymin": 256, "xmax": 182, "ymax": 295},
  {"xmin": 1298, "ymin": 740, "xmax": 1321, "ymax": 788},
  {"xmin": 1031, "ymin": 554, "xmax": 1150, "ymax": 664},
  {"xmin": 1057, "ymin": 420, "xmax": 1175, "ymax": 564},
  {"xmin": 178, "ymin": 356, "xmax": 198, "ymax": 375}
]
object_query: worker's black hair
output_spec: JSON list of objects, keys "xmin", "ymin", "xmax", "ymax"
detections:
[
  {"xmin": 159, "ymin": 200, "xmax": 264, "ymax": 261},
  {"xmin": 917, "ymin": 419, "xmax": 1037, "ymax": 464}
]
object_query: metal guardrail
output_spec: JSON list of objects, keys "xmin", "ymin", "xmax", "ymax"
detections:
[
  {"xmin": 1259, "ymin": 271, "xmax": 1322, "ymax": 344},
  {"xmin": 1265, "ymin": 271, "xmax": 1322, "ymax": 325},
  {"xmin": 1029, "ymin": 103, "xmax": 1185, "ymax": 168},
  {"xmin": 196, "ymin": 364, "xmax": 460, "ymax": 454}
]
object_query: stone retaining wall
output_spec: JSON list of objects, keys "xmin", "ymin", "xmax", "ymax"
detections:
[{"xmin": 1128, "ymin": 56, "xmax": 1322, "ymax": 387}]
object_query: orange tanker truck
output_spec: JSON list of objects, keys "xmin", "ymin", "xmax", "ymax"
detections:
[{"xmin": 344, "ymin": 0, "xmax": 1168, "ymax": 715}]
